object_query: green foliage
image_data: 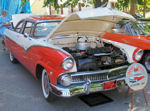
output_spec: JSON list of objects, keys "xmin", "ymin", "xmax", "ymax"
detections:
[
  {"xmin": 115, "ymin": 0, "xmax": 150, "ymax": 15},
  {"xmin": 137, "ymin": 0, "xmax": 150, "ymax": 8},
  {"xmin": 21, "ymin": 0, "xmax": 29, "ymax": 6},
  {"xmin": 43, "ymin": 0, "xmax": 105, "ymax": 10},
  {"xmin": 72, "ymin": 0, "xmax": 79, "ymax": 7},
  {"xmin": 62, "ymin": 0, "xmax": 72, "ymax": 8},
  {"xmin": 147, "ymin": 0, "xmax": 150, "ymax": 8},
  {"xmin": 44, "ymin": 0, "xmax": 59, "ymax": 9},
  {"xmin": 44, "ymin": 0, "xmax": 80, "ymax": 9},
  {"xmin": 115, "ymin": 0, "xmax": 129, "ymax": 11}
]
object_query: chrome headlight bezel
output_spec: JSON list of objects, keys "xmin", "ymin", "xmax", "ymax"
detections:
[
  {"xmin": 134, "ymin": 49, "xmax": 143, "ymax": 61},
  {"xmin": 62, "ymin": 57, "xmax": 74, "ymax": 70},
  {"xmin": 57, "ymin": 74, "xmax": 72, "ymax": 86}
]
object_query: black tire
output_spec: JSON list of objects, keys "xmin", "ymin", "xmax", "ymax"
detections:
[
  {"xmin": 142, "ymin": 53, "xmax": 150, "ymax": 72},
  {"xmin": 41, "ymin": 69, "xmax": 56, "ymax": 102},
  {"xmin": 9, "ymin": 52, "xmax": 18, "ymax": 63}
]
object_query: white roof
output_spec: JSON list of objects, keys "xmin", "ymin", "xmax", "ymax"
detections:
[{"xmin": 11, "ymin": 14, "xmax": 36, "ymax": 27}]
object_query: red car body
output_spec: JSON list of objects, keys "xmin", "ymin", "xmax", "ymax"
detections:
[{"xmin": 5, "ymin": 16, "xmax": 67, "ymax": 84}]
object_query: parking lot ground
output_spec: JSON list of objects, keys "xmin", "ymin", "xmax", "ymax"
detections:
[{"xmin": 0, "ymin": 43, "xmax": 150, "ymax": 111}]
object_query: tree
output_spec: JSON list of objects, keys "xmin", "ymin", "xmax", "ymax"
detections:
[
  {"xmin": 43, "ymin": 0, "xmax": 108, "ymax": 10},
  {"xmin": 115, "ymin": 0, "xmax": 129, "ymax": 12},
  {"xmin": 115, "ymin": 0, "xmax": 136, "ymax": 14},
  {"xmin": 93, "ymin": 0, "xmax": 108, "ymax": 8},
  {"xmin": 143, "ymin": 0, "xmax": 146, "ymax": 17},
  {"xmin": 130, "ymin": 0, "xmax": 136, "ymax": 15},
  {"xmin": 115, "ymin": 0, "xmax": 150, "ymax": 17},
  {"xmin": 137, "ymin": 0, "xmax": 150, "ymax": 17}
]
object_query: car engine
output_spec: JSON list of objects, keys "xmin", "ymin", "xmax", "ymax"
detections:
[{"xmin": 63, "ymin": 36, "xmax": 127, "ymax": 71}]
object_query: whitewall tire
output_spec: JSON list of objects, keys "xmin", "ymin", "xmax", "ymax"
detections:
[
  {"xmin": 41, "ymin": 69, "xmax": 56, "ymax": 102},
  {"xmin": 9, "ymin": 52, "xmax": 18, "ymax": 63},
  {"xmin": 142, "ymin": 53, "xmax": 150, "ymax": 72}
]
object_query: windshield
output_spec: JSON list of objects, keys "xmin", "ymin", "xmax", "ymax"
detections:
[
  {"xmin": 130, "ymin": 22, "xmax": 150, "ymax": 35},
  {"xmin": 34, "ymin": 22, "xmax": 60, "ymax": 38}
]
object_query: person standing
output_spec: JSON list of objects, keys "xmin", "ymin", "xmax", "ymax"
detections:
[{"xmin": 0, "ymin": 10, "xmax": 10, "ymax": 49}]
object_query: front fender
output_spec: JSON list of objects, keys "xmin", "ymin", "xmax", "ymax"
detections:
[
  {"xmin": 35, "ymin": 61, "xmax": 59, "ymax": 84},
  {"xmin": 102, "ymin": 39, "xmax": 137, "ymax": 63},
  {"xmin": 32, "ymin": 47, "xmax": 71, "ymax": 85}
]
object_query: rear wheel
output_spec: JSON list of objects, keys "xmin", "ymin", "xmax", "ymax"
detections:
[
  {"xmin": 41, "ymin": 69, "xmax": 56, "ymax": 102},
  {"xmin": 142, "ymin": 53, "xmax": 150, "ymax": 72},
  {"xmin": 9, "ymin": 52, "xmax": 18, "ymax": 63}
]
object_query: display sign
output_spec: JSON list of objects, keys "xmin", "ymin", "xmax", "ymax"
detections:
[{"xmin": 126, "ymin": 63, "xmax": 148, "ymax": 90}]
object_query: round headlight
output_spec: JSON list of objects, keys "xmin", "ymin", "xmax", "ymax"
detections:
[
  {"xmin": 58, "ymin": 74, "xmax": 72, "ymax": 86},
  {"xmin": 134, "ymin": 49, "xmax": 143, "ymax": 61},
  {"xmin": 62, "ymin": 58, "xmax": 74, "ymax": 70}
]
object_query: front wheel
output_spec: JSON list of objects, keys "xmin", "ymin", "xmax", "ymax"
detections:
[
  {"xmin": 9, "ymin": 52, "xmax": 18, "ymax": 63},
  {"xmin": 142, "ymin": 53, "xmax": 150, "ymax": 72},
  {"xmin": 41, "ymin": 69, "xmax": 56, "ymax": 102}
]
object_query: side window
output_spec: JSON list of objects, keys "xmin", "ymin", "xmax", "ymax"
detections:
[
  {"xmin": 34, "ymin": 22, "xmax": 59, "ymax": 38},
  {"xmin": 130, "ymin": 23, "xmax": 145, "ymax": 36},
  {"xmin": 112, "ymin": 24, "xmax": 130, "ymax": 35},
  {"xmin": 15, "ymin": 21, "xmax": 24, "ymax": 33},
  {"xmin": 124, "ymin": 25, "xmax": 131, "ymax": 35},
  {"xmin": 23, "ymin": 22, "xmax": 34, "ymax": 37}
]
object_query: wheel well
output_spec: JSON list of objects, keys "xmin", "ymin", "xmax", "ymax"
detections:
[
  {"xmin": 140, "ymin": 50, "xmax": 150, "ymax": 63},
  {"xmin": 36, "ymin": 64, "xmax": 44, "ymax": 80}
]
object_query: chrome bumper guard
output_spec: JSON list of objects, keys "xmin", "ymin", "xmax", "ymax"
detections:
[{"xmin": 50, "ymin": 65, "xmax": 128, "ymax": 97}]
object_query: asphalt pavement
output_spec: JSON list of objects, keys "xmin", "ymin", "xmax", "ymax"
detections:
[{"xmin": 0, "ymin": 42, "xmax": 150, "ymax": 111}]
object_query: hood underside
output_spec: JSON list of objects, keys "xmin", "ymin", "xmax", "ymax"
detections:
[{"xmin": 46, "ymin": 7, "xmax": 135, "ymax": 39}]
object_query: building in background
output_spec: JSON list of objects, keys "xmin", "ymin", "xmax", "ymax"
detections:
[{"xmin": 30, "ymin": 0, "xmax": 49, "ymax": 15}]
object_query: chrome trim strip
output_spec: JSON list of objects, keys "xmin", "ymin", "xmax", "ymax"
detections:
[
  {"xmin": 53, "ymin": 65, "xmax": 128, "ymax": 97},
  {"xmin": 50, "ymin": 77, "xmax": 126, "ymax": 97},
  {"xmin": 94, "ymin": 52, "xmax": 112, "ymax": 56},
  {"xmin": 69, "ymin": 65, "xmax": 128, "ymax": 77}
]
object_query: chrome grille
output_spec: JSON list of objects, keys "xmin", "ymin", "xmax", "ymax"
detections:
[
  {"xmin": 108, "ymin": 69, "xmax": 126, "ymax": 80},
  {"xmin": 71, "ymin": 66, "xmax": 127, "ymax": 84},
  {"xmin": 72, "ymin": 73, "xmax": 107, "ymax": 83}
]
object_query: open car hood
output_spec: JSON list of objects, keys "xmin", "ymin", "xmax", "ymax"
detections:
[{"xmin": 46, "ymin": 7, "xmax": 135, "ymax": 39}]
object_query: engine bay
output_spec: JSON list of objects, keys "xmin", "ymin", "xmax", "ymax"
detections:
[{"xmin": 61, "ymin": 35, "xmax": 128, "ymax": 71}]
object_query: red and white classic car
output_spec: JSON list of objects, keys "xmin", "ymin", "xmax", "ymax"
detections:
[{"xmin": 4, "ymin": 7, "xmax": 143, "ymax": 101}]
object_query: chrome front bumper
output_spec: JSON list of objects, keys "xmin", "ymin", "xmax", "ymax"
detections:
[{"xmin": 50, "ymin": 65, "xmax": 128, "ymax": 97}]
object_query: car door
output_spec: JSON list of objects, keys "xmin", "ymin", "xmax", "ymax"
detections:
[
  {"xmin": 18, "ymin": 21, "xmax": 34, "ymax": 50},
  {"xmin": 5, "ymin": 20, "xmax": 25, "ymax": 59},
  {"xmin": 16, "ymin": 21, "xmax": 35, "ymax": 70}
]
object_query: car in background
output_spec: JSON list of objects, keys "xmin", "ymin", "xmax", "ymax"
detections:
[
  {"xmin": 103, "ymin": 20, "xmax": 150, "ymax": 72},
  {"xmin": 132, "ymin": 13, "xmax": 144, "ymax": 20},
  {"xmin": 4, "ymin": 7, "xmax": 142, "ymax": 101},
  {"xmin": 132, "ymin": 13, "xmax": 150, "ymax": 22}
]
